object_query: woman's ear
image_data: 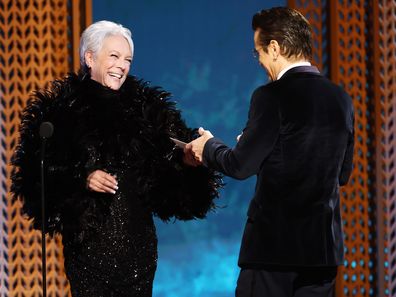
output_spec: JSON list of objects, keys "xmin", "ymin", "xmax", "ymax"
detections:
[{"xmin": 85, "ymin": 51, "xmax": 94, "ymax": 68}]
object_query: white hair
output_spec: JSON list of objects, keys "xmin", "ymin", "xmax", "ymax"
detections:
[{"xmin": 79, "ymin": 20, "xmax": 134, "ymax": 73}]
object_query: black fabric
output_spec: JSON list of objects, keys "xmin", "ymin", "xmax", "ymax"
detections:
[
  {"xmin": 235, "ymin": 266, "xmax": 337, "ymax": 297},
  {"xmin": 10, "ymin": 73, "xmax": 223, "ymax": 296},
  {"xmin": 203, "ymin": 66, "xmax": 354, "ymax": 267},
  {"xmin": 11, "ymin": 73, "xmax": 222, "ymax": 238}
]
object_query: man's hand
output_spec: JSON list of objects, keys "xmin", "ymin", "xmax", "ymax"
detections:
[
  {"xmin": 184, "ymin": 127, "xmax": 214, "ymax": 163},
  {"xmin": 86, "ymin": 170, "xmax": 118, "ymax": 194},
  {"xmin": 182, "ymin": 150, "xmax": 201, "ymax": 167}
]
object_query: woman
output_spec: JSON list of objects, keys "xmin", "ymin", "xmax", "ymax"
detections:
[{"xmin": 11, "ymin": 21, "xmax": 221, "ymax": 297}]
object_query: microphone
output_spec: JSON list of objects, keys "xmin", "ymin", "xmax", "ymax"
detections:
[
  {"xmin": 40, "ymin": 122, "xmax": 54, "ymax": 139},
  {"xmin": 39, "ymin": 121, "xmax": 53, "ymax": 297}
]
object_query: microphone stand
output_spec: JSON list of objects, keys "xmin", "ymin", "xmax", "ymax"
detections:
[
  {"xmin": 40, "ymin": 137, "xmax": 47, "ymax": 297},
  {"xmin": 39, "ymin": 122, "xmax": 53, "ymax": 297}
]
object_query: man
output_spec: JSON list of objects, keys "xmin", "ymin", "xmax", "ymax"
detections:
[{"xmin": 185, "ymin": 6, "xmax": 354, "ymax": 297}]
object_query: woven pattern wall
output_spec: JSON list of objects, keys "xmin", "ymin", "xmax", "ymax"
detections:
[
  {"xmin": 0, "ymin": 1, "xmax": 91, "ymax": 296},
  {"xmin": 289, "ymin": 1, "xmax": 396, "ymax": 297},
  {"xmin": 373, "ymin": 1, "xmax": 396, "ymax": 297},
  {"xmin": 330, "ymin": 1, "xmax": 374, "ymax": 296}
]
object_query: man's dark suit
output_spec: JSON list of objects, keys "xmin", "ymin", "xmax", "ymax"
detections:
[{"xmin": 203, "ymin": 66, "xmax": 354, "ymax": 269}]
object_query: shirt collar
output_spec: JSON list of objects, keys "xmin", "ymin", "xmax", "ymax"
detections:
[{"xmin": 277, "ymin": 61, "xmax": 312, "ymax": 80}]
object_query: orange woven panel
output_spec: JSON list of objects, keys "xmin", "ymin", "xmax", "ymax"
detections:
[
  {"xmin": 373, "ymin": 2, "xmax": 396, "ymax": 296},
  {"xmin": 0, "ymin": 1, "xmax": 91, "ymax": 296},
  {"xmin": 331, "ymin": 2, "xmax": 373, "ymax": 296}
]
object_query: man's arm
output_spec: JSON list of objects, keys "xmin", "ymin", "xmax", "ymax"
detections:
[{"xmin": 187, "ymin": 87, "xmax": 280, "ymax": 180}]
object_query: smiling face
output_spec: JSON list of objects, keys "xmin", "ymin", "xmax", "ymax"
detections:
[{"xmin": 85, "ymin": 34, "xmax": 132, "ymax": 90}]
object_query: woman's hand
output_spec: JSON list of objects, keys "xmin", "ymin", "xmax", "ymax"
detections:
[
  {"xmin": 236, "ymin": 132, "xmax": 243, "ymax": 142},
  {"xmin": 86, "ymin": 170, "xmax": 118, "ymax": 194}
]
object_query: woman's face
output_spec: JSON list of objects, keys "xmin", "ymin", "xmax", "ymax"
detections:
[{"xmin": 85, "ymin": 35, "xmax": 132, "ymax": 90}]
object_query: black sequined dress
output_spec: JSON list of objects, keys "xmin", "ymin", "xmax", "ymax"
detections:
[
  {"xmin": 62, "ymin": 171, "xmax": 158, "ymax": 297},
  {"xmin": 11, "ymin": 74, "xmax": 222, "ymax": 297}
]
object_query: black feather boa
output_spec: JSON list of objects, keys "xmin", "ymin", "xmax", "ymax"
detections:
[{"xmin": 11, "ymin": 73, "xmax": 223, "ymax": 239}]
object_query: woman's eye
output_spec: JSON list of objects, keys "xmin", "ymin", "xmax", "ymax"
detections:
[{"xmin": 111, "ymin": 54, "xmax": 118, "ymax": 58}]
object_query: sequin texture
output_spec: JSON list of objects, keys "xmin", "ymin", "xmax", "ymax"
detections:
[{"xmin": 63, "ymin": 172, "xmax": 157, "ymax": 297}]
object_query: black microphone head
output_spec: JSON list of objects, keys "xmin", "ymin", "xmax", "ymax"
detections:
[{"xmin": 39, "ymin": 122, "xmax": 54, "ymax": 139}]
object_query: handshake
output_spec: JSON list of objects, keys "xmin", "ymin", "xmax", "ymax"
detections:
[
  {"xmin": 173, "ymin": 127, "xmax": 242, "ymax": 167},
  {"xmin": 172, "ymin": 127, "xmax": 213, "ymax": 167}
]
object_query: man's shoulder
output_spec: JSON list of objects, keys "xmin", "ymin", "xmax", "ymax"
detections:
[
  {"xmin": 252, "ymin": 84, "xmax": 277, "ymax": 98},
  {"xmin": 249, "ymin": 85, "xmax": 280, "ymax": 110},
  {"xmin": 252, "ymin": 75, "xmax": 351, "ymax": 110},
  {"xmin": 251, "ymin": 82, "xmax": 286, "ymax": 103},
  {"xmin": 273, "ymin": 73, "xmax": 349, "ymax": 96}
]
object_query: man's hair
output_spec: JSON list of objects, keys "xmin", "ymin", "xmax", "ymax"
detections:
[
  {"xmin": 252, "ymin": 7, "xmax": 312, "ymax": 60},
  {"xmin": 79, "ymin": 20, "xmax": 134, "ymax": 74}
]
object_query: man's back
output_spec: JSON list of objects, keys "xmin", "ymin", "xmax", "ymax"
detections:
[
  {"xmin": 188, "ymin": 6, "xmax": 354, "ymax": 296},
  {"xmin": 240, "ymin": 69, "xmax": 354, "ymax": 267}
]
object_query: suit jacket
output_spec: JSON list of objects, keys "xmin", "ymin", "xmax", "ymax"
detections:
[{"xmin": 203, "ymin": 66, "xmax": 354, "ymax": 268}]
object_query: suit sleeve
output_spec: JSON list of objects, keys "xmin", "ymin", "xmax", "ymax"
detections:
[
  {"xmin": 203, "ymin": 86, "xmax": 280, "ymax": 180},
  {"xmin": 339, "ymin": 107, "xmax": 354, "ymax": 186}
]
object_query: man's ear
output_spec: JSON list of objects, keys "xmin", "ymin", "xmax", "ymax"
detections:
[{"xmin": 269, "ymin": 40, "xmax": 280, "ymax": 60}]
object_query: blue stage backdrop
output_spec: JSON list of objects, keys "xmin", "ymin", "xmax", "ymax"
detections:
[{"xmin": 93, "ymin": 1, "xmax": 284, "ymax": 296}]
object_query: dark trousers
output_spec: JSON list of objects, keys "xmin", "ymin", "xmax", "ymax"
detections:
[{"xmin": 235, "ymin": 266, "xmax": 337, "ymax": 297}]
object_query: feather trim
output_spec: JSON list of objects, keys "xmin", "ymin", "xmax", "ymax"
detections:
[{"xmin": 11, "ymin": 73, "xmax": 223, "ymax": 239}]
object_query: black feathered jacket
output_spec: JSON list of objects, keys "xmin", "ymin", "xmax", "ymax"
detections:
[{"xmin": 11, "ymin": 73, "xmax": 222, "ymax": 242}]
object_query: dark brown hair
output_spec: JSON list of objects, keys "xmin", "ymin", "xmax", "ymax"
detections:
[{"xmin": 252, "ymin": 7, "xmax": 313, "ymax": 60}]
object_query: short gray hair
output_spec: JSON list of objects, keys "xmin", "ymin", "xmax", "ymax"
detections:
[{"xmin": 79, "ymin": 20, "xmax": 134, "ymax": 74}]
